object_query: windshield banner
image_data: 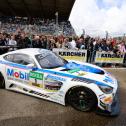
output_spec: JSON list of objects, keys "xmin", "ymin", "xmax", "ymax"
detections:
[
  {"xmin": 95, "ymin": 51, "xmax": 125, "ymax": 63},
  {"xmin": 53, "ymin": 48, "xmax": 87, "ymax": 62}
]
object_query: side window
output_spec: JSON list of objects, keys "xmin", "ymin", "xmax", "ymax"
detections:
[
  {"xmin": 4, "ymin": 53, "xmax": 36, "ymax": 66},
  {"xmin": 13, "ymin": 54, "xmax": 35, "ymax": 65},
  {"xmin": 13, "ymin": 54, "xmax": 24, "ymax": 64},
  {"xmin": 4, "ymin": 54, "xmax": 14, "ymax": 62}
]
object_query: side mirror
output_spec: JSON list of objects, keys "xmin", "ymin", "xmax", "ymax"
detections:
[{"xmin": 27, "ymin": 64, "xmax": 37, "ymax": 71}]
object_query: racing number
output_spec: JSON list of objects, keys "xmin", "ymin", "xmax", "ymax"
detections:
[{"xmin": 29, "ymin": 71, "xmax": 44, "ymax": 88}]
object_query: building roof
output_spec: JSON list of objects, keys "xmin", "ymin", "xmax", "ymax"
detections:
[{"xmin": 0, "ymin": 0, "xmax": 75, "ymax": 20}]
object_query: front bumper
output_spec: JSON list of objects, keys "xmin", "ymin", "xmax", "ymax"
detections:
[{"xmin": 96, "ymin": 89, "xmax": 120, "ymax": 116}]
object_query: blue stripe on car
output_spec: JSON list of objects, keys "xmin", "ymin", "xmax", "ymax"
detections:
[
  {"xmin": 64, "ymin": 62, "xmax": 103, "ymax": 74},
  {"xmin": 0, "ymin": 60, "xmax": 108, "ymax": 87}
]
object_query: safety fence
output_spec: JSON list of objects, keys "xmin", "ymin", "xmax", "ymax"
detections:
[{"xmin": 53, "ymin": 48, "xmax": 126, "ymax": 68}]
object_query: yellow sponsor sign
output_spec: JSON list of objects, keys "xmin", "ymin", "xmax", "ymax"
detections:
[
  {"xmin": 95, "ymin": 52, "xmax": 125, "ymax": 63},
  {"xmin": 96, "ymin": 58, "xmax": 123, "ymax": 62},
  {"xmin": 53, "ymin": 48, "xmax": 87, "ymax": 62}
]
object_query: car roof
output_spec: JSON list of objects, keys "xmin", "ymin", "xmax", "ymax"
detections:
[{"xmin": 3, "ymin": 48, "xmax": 51, "ymax": 56}]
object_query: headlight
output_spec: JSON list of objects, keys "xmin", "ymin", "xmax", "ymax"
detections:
[{"xmin": 98, "ymin": 85, "xmax": 113, "ymax": 94}]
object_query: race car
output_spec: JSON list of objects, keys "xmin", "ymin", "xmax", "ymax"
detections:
[{"xmin": 0, "ymin": 48, "xmax": 120, "ymax": 116}]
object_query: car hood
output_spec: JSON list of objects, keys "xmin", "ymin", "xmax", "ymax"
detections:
[{"xmin": 49, "ymin": 60, "xmax": 117, "ymax": 88}]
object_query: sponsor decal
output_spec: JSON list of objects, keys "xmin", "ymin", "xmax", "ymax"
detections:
[
  {"xmin": 71, "ymin": 77, "xmax": 93, "ymax": 84},
  {"xmin": 78, "ymin": 72, "xmax": 86, "ymax": 76},
  {"xmin": 44, "ymin": 75, "xmax": 63, "ymax": 91},
  {"xmin": 100, "ymin": 94, "xmax": 113, "ymax": 104},
  {"xmin": 7, "ymin": 68, "xmax": 29, "ymax": 80},
  {"xmin": 103, "ymin": 76, "xmax": 114, "ymax": 84},
  {"xmin": 7, "ymin": 68, "xmax": 44, "ymax": 88},
  {"xmin": 29, "ymin": 90, "xmax": 49, "ymax": 98},
  {"xmin": 30, "ymin": 71, "xmax": 43, "ymax": 80},
  {"xmin": 29, "ymin": 71, "xmax": 44, "ymax": 88},
  {"xmin": 46, "ymin": 75, "xmax": 66, "ymax": 82},
  {"xmin": 67, "ymin": 68, "xmax": 80, "ymax": 73},
  {"xmin": 16, "ymin": 86, "xmax": 49, "ymax": 98},
  {"xmin": 103, "ymin": 96, "xmax": 113, "ymax": 103},
  {"xmin": 31, "ymin": 82, "xmax": 43, "ymax": 88},
  {"xmin": 44, "ymin": 81, "xmax": 63, "ymax": 91}
]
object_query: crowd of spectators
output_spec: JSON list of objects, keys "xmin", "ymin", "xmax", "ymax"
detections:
[
  {"xmin": 0, "ymin": 16, "xmax": 75, "ymax": 36},
  {"xmin": 0, "ymin": 16, "xmax": 126, "ymax": 65}
]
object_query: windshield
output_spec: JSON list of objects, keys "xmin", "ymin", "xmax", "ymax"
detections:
[{"xmin": 35, "ymin": 51, "xmax": 68, "ymax": 69}]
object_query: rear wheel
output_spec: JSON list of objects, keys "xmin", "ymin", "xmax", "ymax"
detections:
[
  {"xmin": 67, "ymin": 87, "xmax": 97, "ymax": 112},
  {"xmin": 0, "ymin": 73, "xmax": 5, "ymax": 89}
]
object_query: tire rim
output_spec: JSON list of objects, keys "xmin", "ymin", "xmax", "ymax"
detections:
[{"xmin": 69, "ymin": 90, "xmax": 94, "ymax": 110}]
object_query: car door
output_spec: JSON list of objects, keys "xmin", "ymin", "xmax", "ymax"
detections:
[{"xmin": 4, "ymin": 53, "xmax": 44, "ymax": 90}]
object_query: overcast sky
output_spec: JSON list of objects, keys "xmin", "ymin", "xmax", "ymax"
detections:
[{"xmin": 69, "ymin": 0, "xmax": 126, "ymax": 37}]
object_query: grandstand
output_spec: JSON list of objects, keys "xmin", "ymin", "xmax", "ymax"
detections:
[
  {"xmin": 0, "ymin": 0, "xmax": 76, "ymax": 36},
  {"xmin": 0, "ymin": 0, "xmax": 75, "ymax": 20}
]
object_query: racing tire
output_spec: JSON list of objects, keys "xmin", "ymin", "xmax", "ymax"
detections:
[
  {"xmin": 0, "ymin": 73, "xmax": 5, "ymax": 89},
  {"xmin": 67, "ymin": 87, "xmax": 97, "ymax": 112}
]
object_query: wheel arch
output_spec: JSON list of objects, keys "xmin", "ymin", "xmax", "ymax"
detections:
[{"xmin": 65, "ymin": 86, "xmax": 98, "ymax": 107}]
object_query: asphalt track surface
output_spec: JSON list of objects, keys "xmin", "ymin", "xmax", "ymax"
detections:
[{"xmin": 0, "ymin": 69, "xmax": 126, "ymax": 126}]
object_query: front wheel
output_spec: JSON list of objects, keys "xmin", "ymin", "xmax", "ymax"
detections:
[
  {"xmin": 0, "ymin": 73, "xmax": 5, "ymax": 89},
  {"xmin": 68, "ymin": 87, "xmax": 97, "ymax": 112}
]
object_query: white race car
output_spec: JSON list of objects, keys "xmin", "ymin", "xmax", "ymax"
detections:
[{"xmin": 0, "ymin": 48, "xmax": 120, "ymax": 116}]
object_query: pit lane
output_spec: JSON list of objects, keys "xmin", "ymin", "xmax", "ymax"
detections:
[{"xmin": 0, "ymin": 69, "xmax": 126, "ymax": 126}]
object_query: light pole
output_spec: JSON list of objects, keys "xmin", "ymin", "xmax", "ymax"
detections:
[
  {"xmin": 105, "ymin": 31, "xmax": 108, "ymax": 41},
  {"xmin": 82, "ymin": 29, "xmax": 85, "ymax": 37},
  {"xmin": 55, "ymin": 12, "xmax": 59, "ymax": 36}
]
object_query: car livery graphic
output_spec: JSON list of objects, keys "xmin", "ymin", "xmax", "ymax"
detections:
[{"xmin": 0, "ymin": 48, "xmax": 120, "ymax": 116}]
